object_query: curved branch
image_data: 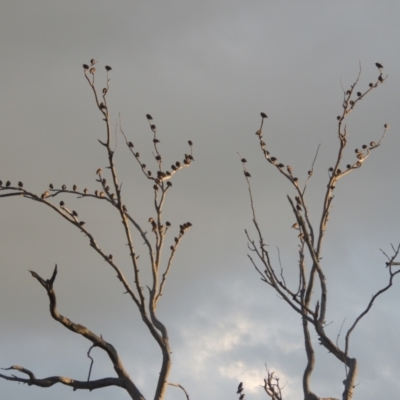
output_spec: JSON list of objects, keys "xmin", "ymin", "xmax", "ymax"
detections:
[
  {"xmin": 28, "ymin": 265, "xmax": 145, "ymax": 400},
  {"xmin": 0, "ymin": 365, "xmax": 123, "ymax": 392}
]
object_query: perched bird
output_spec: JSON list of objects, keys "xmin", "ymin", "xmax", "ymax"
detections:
[
  {"xmin": 105, "ymin": 65, "xmax": 112, "ymax": 71},
  {"xmin": 375, "ymin": 62, "xmax": 383, "ymax": 70},
  {"xmin": 260, "ymin": 112, "xmax": 268, "ymax": 119},
  {"xmin": 244, "ymin": 171, "xmax": 251, "ymax": 177}
]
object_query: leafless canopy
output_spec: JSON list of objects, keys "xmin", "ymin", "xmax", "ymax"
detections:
[
  {"xmin": 242, "ymin": 64, "xmax": 399, "ymax": 400},
  {"xmin": 0, "ymin": 60, "xmax": 194, "ymax": 400}
]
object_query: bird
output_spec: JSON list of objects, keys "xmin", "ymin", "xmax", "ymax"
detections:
[{"xmin": 375, "ymin": 62, "xmax": 383, "ymax": 70}]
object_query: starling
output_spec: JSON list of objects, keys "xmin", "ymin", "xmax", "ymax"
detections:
[
  {"xmin": 89, "ymin": 67, "xmax": 96, "ymax": 74},
  {"xmin": 166, "ymin": 221, "xmax": 171, "ymax": 227},
  {"xmin": 384, "ymin": 123, "xmax": 389, "ymax": 129},
  {"xmin": 73, "ymin": 184, "xmax": 77, "ymax": 191},
  {"xmin": 357, "ymin": 92, "xmax": 362, "ymax": 97},
  {"xmin": 72, "ymin": 210, "xmax": 78, "ymax": 217},
  {"xmin": 378, "ymin": 75, "xmax": 383, "ymax": 82},
  {"xmin": 244, "ymin": 171, "xmax": 251, "ymax": 177},
  {"xmin": 60, "ymin": 201, "xmax": 65, "ymax": 206},
  {"xmin": 146, "ymin": 114, "xmax": 153, "ymax": 120},
  {"xmin": 41, "ymin": 191, "xmax": 50, "ymax": 199},
  {"xmin": 18, "ymin": 181, "xmax": 23, "ymax": 188},
  {"xmin": 260, "ymin": 112, "xmax": 268, "ymax": 118},
  {"xmin": 90, "ymin": 59, "xmax": 97, "ymax": 65},
  {"xmin": 83, "ymin": 64, "xmax": 89, "ymax": 70},
  {"xmin": 49, "ymin": 183, "xmax": 53, "ymax": 189},
  {"xmin": 291, "ymin": 222, "xmax": 298, "ymax": 229},
  {"xmin": 188, "ymin": 140, "xmax": 193, "ymax": 146},
  {"xmin": 375, "ymin": 62, "xmax": 383, "ymax": 70},
  {"xmin": 286, "ymin": 165, "xmax": 292, "ymax": 174},
  {"xmin": 105, "ymin": 65, "xmax": 112, "ymax": 71},
  {"xmin": 79, "ymin": 221, "xmax": 86, "ymax": 226},
  {"xmin": 62, "ymin": 184, "xmax": 67, "ymax": 190},
  {"xmin": 128, "ymin": 142, "xmax": 134, "ymax": 147},
  {"xmin": 84, "ymin": 188, "xmax": 88, "ymax": 194},
  {"xmin": 151, "ymin": 124, "xmax": 156, "ymax": 132},
  {"xmin": 108, "ymin": 254, "xmax": 113, "ymax": 260},
  {"xmin": 96, "ymin": 168, "xmax": 102, "ymax": 175},
  {"xmin": 241, "ymin": 158, "xmax": 247, "ymax": 163},
  {"xmin": 6, "ymin": 181, "xmax": 11, "ymax": 187}
]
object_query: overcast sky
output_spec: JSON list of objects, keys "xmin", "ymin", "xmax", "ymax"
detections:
[{"xmin": 1, "ymin": 1, "xmax": 400, "ymax": 400}]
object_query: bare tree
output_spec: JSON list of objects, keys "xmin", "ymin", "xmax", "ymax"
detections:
[
  {"xmin": 0, "ymin": 60, "xmax": 194, "ymax": 400},
  {"xmin": 241, "ymin": 64, "xmax": 399, "ymax": 400}
]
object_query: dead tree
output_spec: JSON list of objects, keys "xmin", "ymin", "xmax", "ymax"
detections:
[
  {"xmin": 241, "ymin": 64, "xmax": 400, "ymax": 400},
  {"xmin": 0, "ymin": 60, "xmax": 193, "ymax": 400}
]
